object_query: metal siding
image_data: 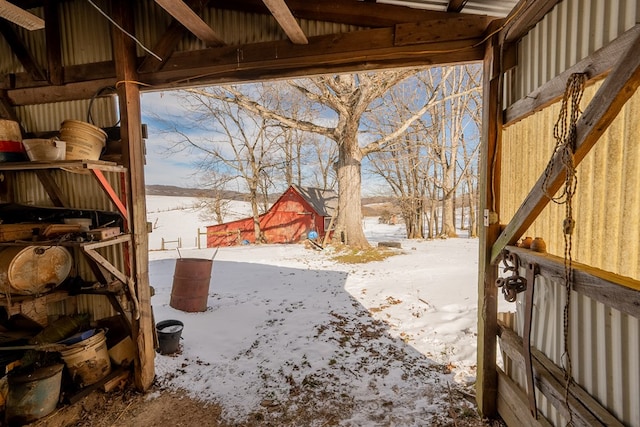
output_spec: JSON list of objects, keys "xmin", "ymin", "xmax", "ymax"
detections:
[
  {"xmin": 501, "ymin": 78, "xmax": 640, "ymax": 425},
  {"xmin": 507, "ymin": 273, "xmax": 640, "ymax": 426},
  {"xmin": 15, "ymin": 98, "xmax": 118, "ymax": 134},
  {"xmin": 506, "ymin": 0, "xmax": 638, "ymax": 106},
  {"xmin": 59, "ymin": 0, "xmax": 113, "ymax": 66}
]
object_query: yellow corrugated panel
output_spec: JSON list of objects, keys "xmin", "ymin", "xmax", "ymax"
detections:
[{"xmin": 501, "ymin": 80, "xmax": 640, "ymax": 281}]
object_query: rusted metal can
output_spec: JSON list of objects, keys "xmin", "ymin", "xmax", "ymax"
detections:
[{"xmin": 169, "ymin": 258, "xmax": 213, "ymax": 312}]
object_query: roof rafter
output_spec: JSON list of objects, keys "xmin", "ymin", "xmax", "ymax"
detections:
[
  {"xmin": 261, "ymin": 0, "xmax": 308, "ymax": 44},
  {"xmin": 447, "ymin": 0, "xmax": 467, "ymax": 13},
  {"xmin": 154, "ymin": 0, "xmax": 225, "ymax": 47}
]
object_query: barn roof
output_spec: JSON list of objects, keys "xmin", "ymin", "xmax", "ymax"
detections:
[{"xmin": 292, "ymin": 185, "xmax": 337, "ymax": 217}]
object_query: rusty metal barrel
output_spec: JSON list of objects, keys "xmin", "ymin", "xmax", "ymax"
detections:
[{"xmin": 169, "ymin": 258, "xmax": 213, "ymax": 312}]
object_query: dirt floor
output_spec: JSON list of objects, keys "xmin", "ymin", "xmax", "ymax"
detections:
[{"xmin": 26, "ymin": 383, "xmax": 505, "ymax": 427}]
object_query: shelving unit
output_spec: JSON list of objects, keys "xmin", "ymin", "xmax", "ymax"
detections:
[{"xmin": 0, "ymin": 160, "xmax": 136, "ymax": 326}]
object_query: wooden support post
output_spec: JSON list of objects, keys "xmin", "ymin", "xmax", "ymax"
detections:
[
  {"xmin": 111, "ymin": 0, "xmax": 154, "ymax": 391},
  {"xmin": 476, "ymin": 34, "xmax": 502, "ymax": 418}
]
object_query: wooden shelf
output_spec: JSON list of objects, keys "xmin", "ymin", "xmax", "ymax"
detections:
[
  {"xmin": 0, "ymin": 159, "xmax": 125, "ymax": 173},
  {"xmin": 0, "ymin": 233, "xmax": 131, "ymax": 248}
]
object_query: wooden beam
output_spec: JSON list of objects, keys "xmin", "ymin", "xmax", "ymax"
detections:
[
  {"xmin": 497, "ymin": 369, "xmax": 553, "ymax": 427},
  {"xmin": 394, "ymin": 15, "xmax": 492, "ymax": 46},
  {"xmin": 262, "ymin": 0, "xmax": 308, "ymax": 44},
  {"xmin": 44, "ymin": 0, "xmax": 63, "ymax": 85},
  {"xmin": 0, "ymin": 0, "xmax": 44, "ymax": 30},
  {"xmin": 476, "ymin": 34, "xmax": 502, "ymax": 418},
  {"xmin": 154, "ymin": 0, "xmax": 224, "ymax": 47},
  {"xmin": 138, "ymin": 0, "xmax": 211, "ymax": 74},
  {"xmin": 500, "ymin": 0, "xmax": 562, "ymax": 44},
  {"xmin": 498, "ymin": 323, "xmax": 624, "ymax": 427},
  {"xmin": 447, "ymin": 0, "xmax": 467, "ymax": 13},
  {"xmin": 6, "ymin": 28, "xmax": 486, "ymax": 105},
  {"xmin": 490, "ymin": 29, "xmax": 640, "ymax": 264},
  {"xmin": 504, "ymin": 246, "xmax": 640, "ymax": 318},
  {"xmin": 0, "ymin": 90, "xmax": 19, "ymax": 120},
  {"xmin": 35, "ymin": 169, "xmax": 69, "ymax": 207},
  {"xmin": 0, "ymin": 20, "xmax": 46, "ymax": 81},
  {"xmin": 111, "ymin": 0, "xmax": 154, "ymax": 391},
  {"xmin": 505, "ymin": 24, "xmax": 640, "ymax": 126}
]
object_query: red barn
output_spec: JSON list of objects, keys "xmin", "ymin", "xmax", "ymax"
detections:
[{"xmin": 206, "ymin": 186, "xmax": 337, "ymax": 247}]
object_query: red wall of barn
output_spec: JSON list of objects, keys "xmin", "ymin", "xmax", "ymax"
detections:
[{"xmin": 206, "ymin": 187, "xmax": 326, "ymax": 247}]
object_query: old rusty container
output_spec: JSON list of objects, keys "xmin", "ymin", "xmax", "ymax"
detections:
[
  {"xmin": 0, "ymin": 246, "xmax": 72, "ymax": 295},
  {"xmin": 6, "ymin": 364, "xmax": 64, "ymax": 424},
  {"xmin": 170, "ymin": 258, "xmax": 213, "ymax": 312}
]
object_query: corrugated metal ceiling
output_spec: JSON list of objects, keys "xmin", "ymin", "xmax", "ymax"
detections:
[{"xmin": 378, "ymin": 0, "xmax": 519, "ymax": 16}]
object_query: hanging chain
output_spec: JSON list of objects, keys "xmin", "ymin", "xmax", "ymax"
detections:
[{"xmin": 541, "ymin": 72, "xmax": 587, "ymax": 427}]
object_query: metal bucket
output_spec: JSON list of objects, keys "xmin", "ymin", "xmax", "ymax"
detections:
[
  {"xmin": 170, "ymin": 258, "xmax": 213, "ymax": 312},
  {"xmin": 0, "ymin": 246, "xmax": 73, "ymax": 295},
  {"xmin": 156, "ymin": 319, "xmax": 184, "ymax": 354},
  {"xmin": 6, "ymin": 364, "xmax": 64, "ymax": 425}
]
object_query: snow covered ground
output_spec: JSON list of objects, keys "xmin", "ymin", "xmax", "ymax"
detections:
[{"xmin": 147, "ymin": 196, "xmax": 510, "ymax": 426}]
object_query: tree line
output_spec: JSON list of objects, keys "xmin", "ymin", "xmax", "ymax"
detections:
[{"xmin": 158, "ymin": 64, "xmax": 481, "ymax": 246}]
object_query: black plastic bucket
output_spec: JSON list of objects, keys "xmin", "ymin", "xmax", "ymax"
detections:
[{"xmin": 156, "ymin": 320, "xmax": 184, "ymax": 355}]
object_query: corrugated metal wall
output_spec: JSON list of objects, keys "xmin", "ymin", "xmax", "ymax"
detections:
[
  {"xmin": 505, "ymin": 274, "xmax": 640, "ymax": 426},
  {"xmin": 15, "ymin": 98, "xmax": 118, "ymax": 134},
  {"xmin": 500, "ymin": 1, "xmax": 640, "ymax": 421},
  {"xmin": 504, "ymin": 0, "xmax": 640, "ymax": 106},
  {"xmin": 501, "ymin": 80, "xmax": 640, "ymax": 280}
]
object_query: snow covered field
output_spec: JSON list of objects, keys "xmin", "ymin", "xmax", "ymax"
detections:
[{"xmin": 147, "ymin": 195, "xmax": 508, "ymax": 426}]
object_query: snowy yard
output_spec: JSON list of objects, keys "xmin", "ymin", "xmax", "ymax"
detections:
[{"xmin": 144, "ymin": 196, "xmax": 507, "ymax": 426}]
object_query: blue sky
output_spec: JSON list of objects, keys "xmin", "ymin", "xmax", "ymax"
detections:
[{"xmin": 141, "ymin": 91, "xmax": 202, "ymax": 188}]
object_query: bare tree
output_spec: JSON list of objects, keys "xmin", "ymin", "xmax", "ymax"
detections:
[
  {"xmin": 421, "ymin": 65, "xmax": 482, "ymax": 238},
  {"xmin": 367, "ymin": 65, "xmax": 481, "ymax": 239},
  {"xmin": 193, "ymin": 171, "xmax": 234, "ymax": 224},
  {"xmin": 165, "ymin": 86, "xmax": 282, "ymax": 243},
  {"xmin": 195, "ymin": 71, "xmax": 430, "ymax": 248}
]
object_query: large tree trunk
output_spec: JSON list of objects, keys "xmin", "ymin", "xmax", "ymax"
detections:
[{"xmin": 334, "ymin": 138, "xmax": 369, "ymax": 248}]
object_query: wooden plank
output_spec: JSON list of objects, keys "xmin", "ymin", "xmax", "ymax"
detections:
[
  {"xmin": 138, "ymin": 0, "xmax": 211, "ymax": 74},
  {"xmin": 83, "ymin": 248, "xmax": 129, "ymax": 285},
  {"xmin": 262, "ymin": 0, "xmax": 308, "ymax": 44},
  {"xmin": 497, "ymin": 369, "xmax": 553, "ymax": 427},
  {"xmin": 498, "ymin": 323, "xmax": 624, "ymax": 427},
  {"xmin": 0, "ymin": 20, "xmax": 46, "ymax": 81},
  {"xmin": 394, "ymin": 15, "xmax": 492, "ymax": 46},
  {"xmin": 44, "ymin": 0, "xmax": 63, "ymax": 85},
  {"xmin": 523, "ymin": 262, "xmax": 538, "ymax": 418},
  {"xmin": 35, "ymin": 169, "xmax": 69, "ymax": 207},
  {"xmin": 0, "ymin": 159, "xmax": 124, "ymax": 172},
  {"xmin": 111, "ymin": 0, "xmax": 154, "ymax": 391},
  {"xmin": 490, "ymin": 29, "xmax": 640, "ymax": 264},
  {"xmin": 0, "ymin": 0, "xmax": 44, "ymax": 30},
  {"xmin": 505, "ymin": 25, "xmax": 640, "ymax": 126},
  {"xmin": 504, "ymin": 246, "xmax": 640, "ymax": 318},
  {"xmin": 476, "ymin": 35, "xmax": 502, "ymax": 419},
  {"xmin": 154, "ymin": 0, "xmax": 224, "ymax": 47},
  {"xmin": 500, "ymin": 0, "xmax": 562, "ymax": 44}
]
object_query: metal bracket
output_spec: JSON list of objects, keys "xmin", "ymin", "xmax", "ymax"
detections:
[{"xmin": 524, "ymin": 261, "xmax": 539, "ymax": 418}]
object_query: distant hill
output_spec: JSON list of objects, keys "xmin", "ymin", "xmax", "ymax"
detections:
[
  {"xmin": 146, "ymin": 185, "xmax": 400, "ymax": 216},
  {"xmin": 145, "ymin": 185, "xmax": 247, "ymax": 200}
]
